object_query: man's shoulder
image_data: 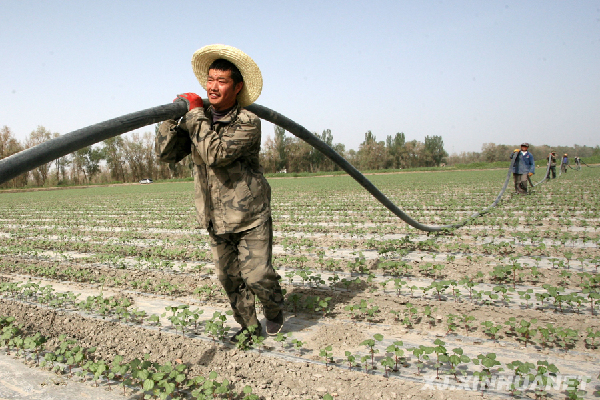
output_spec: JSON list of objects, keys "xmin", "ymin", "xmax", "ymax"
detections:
[
  {"xmin": 237, "ymin": 108, "xmax": 259, "ymax": 123},
  {"xmin": 231, "ymin": 108, "xmax": 260, "ymax": 131}
]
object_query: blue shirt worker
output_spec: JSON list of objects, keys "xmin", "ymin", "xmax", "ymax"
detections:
[
  {"xmin": 510, "ymin": 143, "xmax": 535, "ymax": 194},
  {"xmin": 561, "ymin": 154, "xmax": 569, "ymax": 174}
]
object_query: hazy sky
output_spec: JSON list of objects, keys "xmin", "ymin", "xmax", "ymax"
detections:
[{"xmin": 1, "ymin": 1, "xmax": 599, "ymax": 155}]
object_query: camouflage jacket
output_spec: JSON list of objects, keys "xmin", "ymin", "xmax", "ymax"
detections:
[{"xmin": 155, "ymin": 104, "xmax": 271, "ymax": 234}]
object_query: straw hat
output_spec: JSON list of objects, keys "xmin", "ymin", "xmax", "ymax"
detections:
[{"xmin": 191, "ymin": 44, "xmax": 263, "ymax": 107}]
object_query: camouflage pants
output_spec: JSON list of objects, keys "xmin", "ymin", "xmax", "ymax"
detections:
[{"xmin": 208, "ymin": 218, "xmax": 284, "ymax": 329}]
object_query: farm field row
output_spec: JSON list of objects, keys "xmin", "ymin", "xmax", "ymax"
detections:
[{"xmin": 0, "ymin": 167, "xmax": 599, "ymax": 400}]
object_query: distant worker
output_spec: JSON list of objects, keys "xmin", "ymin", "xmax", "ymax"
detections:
[
  {"xmin": 561, "ymin": 153, "xmax": 569, "ymax": 174},
  {"xmin": 546, "ymin": 151, "xmax": 557, "ymax": 179},
  {"xmin": 511, "ymin": 143, "xmax": 535, "ymax": 194},
  {"xmin": 574, "ymin": 156, "xmax": 581, "ymax": 170}
]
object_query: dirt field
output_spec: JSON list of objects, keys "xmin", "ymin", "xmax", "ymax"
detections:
[{"xmin": 0, "ymin": 167, "xmax": 599, "ymax": 399}]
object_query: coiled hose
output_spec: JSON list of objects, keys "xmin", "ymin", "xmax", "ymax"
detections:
[{"xmin": 1, "ymin": 100, "xmax": 518, "ymax": 232}]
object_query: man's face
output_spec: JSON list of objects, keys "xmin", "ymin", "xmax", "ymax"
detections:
[
  {"xmin": 206, "ymin": 69, "xmax": 243, "ymax": 111},
  {"xmin": 521, "ymin": 145, "xmax": 528, "ymax": 152}
]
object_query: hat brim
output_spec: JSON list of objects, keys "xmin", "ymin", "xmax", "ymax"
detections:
[{"xmin": 192, "ymin": 44, "xmax": 263, "ymax": 108}]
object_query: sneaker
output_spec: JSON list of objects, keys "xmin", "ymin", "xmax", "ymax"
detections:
[{"xmin": 266, "ymin": 311, "xmax": 284, "ymax": 336}]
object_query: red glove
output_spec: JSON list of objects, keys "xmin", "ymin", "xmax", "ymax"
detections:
[{"xmin": 174, "ymin": 93, "xmax": 203, "ymax": 111}]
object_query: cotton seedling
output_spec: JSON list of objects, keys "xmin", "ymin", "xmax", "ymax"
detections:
[
  {"xmin": 422, "ymin": 305, "xmax": 437, "ymax": 327},
  {"xmin": 408, "ymin": 345, "xmax": 433, "ymax": 375},
  {"xmin": 427, "ymin": 280, "xmax": 450, "ymax": 301},
  {"xmin": 530, "ymin": 360, "xmax": 559, "ymax": 400},
  {"xmin": 432, "ymin": 339, "xmax": 448, "ymax": 379},
  {"xmin": 387, "ymin": 277, "xmax": 407, "ymax": 297},
  {"xmin": 460, "ymin": 314, "xmax": 477, "ymax": 334},
  {"xmin": 319, "ymin": 345, "xmax": 333, "ymax": 366},
  {"xmin": 506, "ymin": 360, "xmax": 535, "ymax": 397},
  {"xmin": 481, "ymin": 320, "xmax": 501, "ymax": 340},
  {"xmin": 247, "ymin": 325, "xmax": 266, "ymax": 351},
  {"xmin": 446, "ymin": 313, "xmax": 459, "ymax": 334},
  {"xmin": 555, "ymin": 326, "xmax": 578, "ymax": 351},
  {"xmin": 565, "ymin": 376, "xmax": 591, "ymax": 400},
  {"xmin": 447, "ymin": 347, "xmax": 470, "ymax": 381},
  {"xmin": 107, "ymin": 355, "xmax": 130, "ymax": 395},
  {"xmin": 472, "ymin": 353, "xmax": 502, "ymax": 392},
  {"xmin": 286, "ymin": 293, "xmax": 301, "ymax": 313},
  {"xmin": 584, "ymin": 327, "xmax": 600, "ymax": 349},
  {"xmin": 291, "ymin": 338, "xmax": 304, "ymax": 355},
  {"xmin": 402, "ymin": 303, "xmax": 418, "ymax": 328},
  {"xmin": 241, "ymin": 385, "xmax": 260, "ymax": 400},
  {"xmin": 518, "ymin": 288, "xmax": 534, "ymax": 308},
  {"xmin": 360, "ymin": 334, "xmax": 383, "ymax": 370},
  {"xmin": 385, "ymin": 341, "xmax": 404, "ymax": 371},
  {"xmin": 380, "ymin": 356, "xmax": 395, "ymax": 377},
  {"xmin": 23, "ymin": 332, "xmax": 47, "ymax": 364},
  {"xmin": 273, "ymin": 331, "xmax": 291, "ymax": 349},
  {"xmin": 315, "ymin": 296, "xmax": 332, "ymax": 317},
  {"xmin": 204, "ymin": 310, "xmax": 232, "ymax": 341},
  {"xmin": 345, "ymin": 350, "xmax": 358, "ymax": 369},
  {"xmin": 514, "ymin": 318, "xmax": 538, "ymax": 346},
  {"xmin": 360, "ymin": 354, "xmax": 371, "ymax": 373}
]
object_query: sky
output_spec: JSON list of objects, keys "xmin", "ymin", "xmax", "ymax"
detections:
[{"xmin": 1, "ymin": 1, "xmax": 599, "ymax": 155}]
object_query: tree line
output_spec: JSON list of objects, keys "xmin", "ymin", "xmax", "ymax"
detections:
[
  {"xmin": 446, "ymin": 142, "xmax": 600, "ymax": 166},
  {"xmin": 0, "ymin": 124, "xmax": 449, "ymax": 188},
  {"xmin": 2, "ymin": 123, "xmax": 597, "ymax": 189},
  {"xmin": 0, "ymin": 125, "xmax": 188, "ymax": 189},
  {"xmin": 260, "ymin": 127, "xmax": 448, "ymax": 173}
]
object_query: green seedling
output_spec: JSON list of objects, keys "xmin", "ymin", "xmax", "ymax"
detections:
[{"xmin": 319, "ymin": 345, "xmax": 333, "ymax": 366}]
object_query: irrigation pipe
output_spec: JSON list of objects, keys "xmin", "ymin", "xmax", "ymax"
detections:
[
  {"xmin": 531, "ymin": 157, "xmax": 552, "ymax": 187},
  {"xmin": 1, "ymin": 100, "xmax": 517, "ymax": 232}
]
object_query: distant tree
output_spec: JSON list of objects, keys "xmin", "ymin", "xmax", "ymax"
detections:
[
  {"xmin": 102, "ymin": 136, "xmax": 126, "ymax": 182},
  {"xmin": 286, "ymin": 138, "xmax": 313, "ymax": 172},
  {"xmin": 51, "ymin": 132, "xmax": 71, "ymax": 184},
  {"xmin": 26, "ymin": 126, "xmax": 53, "ymax": 186},
  {"xmin": 358, "ymin": 131, "xmax": 387, "ymax": 170},
  {"xmin": 274, "ymin": 126, "xmax": 288, "ymax": 172},
  {"xmin": 123, "ymin": 133, "xmax": 147, "ymax": 181},
  {"xmin": 403, "ymin": 140, "xmax": 423, "ymax": 168},
  {"xmin": 72, "ymin": 146, "xmax": 103, "ymax": 183},
  {"xmin": 0, "ymin": 126, "xmax": 27, "ymax": 188},
  {"xmin": 0, "ymin": 126, "xmax": 21, "ymax": 159},
  {"xmin": 423, "ymin": 135, "xmax": 448, "ymax": 167},
  {"xmin": 386, "ymin": 132, "xmax": 406, "ymax": 169},
  {"xmin": 310, "ymin": 129, "xmax": 335, "ymax": 171}
]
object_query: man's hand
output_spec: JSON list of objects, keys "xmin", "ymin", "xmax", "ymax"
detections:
[
  {"xmin": 174, "ymin": 93, "xmax": 203, "ymax": 111},
  {"xmin": 528, "ymin": 172, "xmax": 533, "ymax": 176}
]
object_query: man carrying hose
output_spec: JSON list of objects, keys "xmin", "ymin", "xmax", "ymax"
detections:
[
  {"xmin": 510, "ymin": 143, "xmax": 535, "ymax": 194},
  {"xmin": 155, "ymin": 44, "xmax": 284, "ymax": 341},
  {"xmin": 547, "ymin": 151, "xmax": 557, "ymax": 179},
  {"xmin": 561, "ymin": 153, "xmax": 569, "ymax": 174}
]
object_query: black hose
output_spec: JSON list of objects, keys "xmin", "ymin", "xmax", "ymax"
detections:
[
  {"xmin": 247, "ymin": 103, "xmax": 516, "ymax": 232},
  {"xmin": 0, "ymin": 102, "xmax": 189, "ymax": 185},
  {"xmin": 1, "ymin": 99, "xmax": 516, "ymax": 232},
  {"xmin": 532, "ymin": 157, "xmax": 552, "ymax": 187}
]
